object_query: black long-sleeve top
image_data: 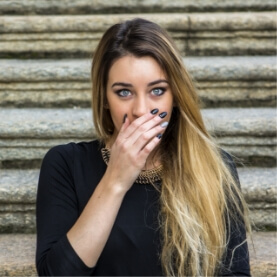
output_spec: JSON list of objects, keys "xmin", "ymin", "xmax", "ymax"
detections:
[{"xmin": 36, "ymin": 140, "xmax": 251, "ymax": 276}]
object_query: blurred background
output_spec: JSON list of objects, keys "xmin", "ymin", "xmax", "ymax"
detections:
[{"xmin": 0, "ymin": 0, "xmax": 276, "ymax": 276}]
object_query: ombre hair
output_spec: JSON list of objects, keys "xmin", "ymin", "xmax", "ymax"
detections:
[{"xmin": 91, "ymin": 18, "xmax": 250, "ymax": 276}]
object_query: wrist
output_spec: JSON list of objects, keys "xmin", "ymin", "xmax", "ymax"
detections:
[{"xmin": 100, "ymin": 174, "xmax": 131, "ymax": 197}]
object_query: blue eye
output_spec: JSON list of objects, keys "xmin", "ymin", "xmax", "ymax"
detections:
[
  {"xmin": 117, "ymin": 90, "xmax": 131, "ymax": 97},
  {"xmin": 152, "ymin": 88, "xmax": 165, "ymax": 96}
]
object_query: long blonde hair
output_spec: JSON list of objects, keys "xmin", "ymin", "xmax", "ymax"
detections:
[{"xmin": 91, "ymin": 18, "xmax": 250, "ymax": 276}]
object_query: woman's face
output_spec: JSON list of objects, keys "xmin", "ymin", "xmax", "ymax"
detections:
[{"xmin": 106, "ymin": 55, "xmax": 174, "ymax": 137}]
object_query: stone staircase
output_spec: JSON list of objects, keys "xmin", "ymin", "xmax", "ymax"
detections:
[{"xmin": 0, "ymin": 0, "xmax": 276, "ymax": 276}]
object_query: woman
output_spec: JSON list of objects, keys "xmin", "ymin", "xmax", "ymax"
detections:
[{"xmin": 36, "ymin": 18, "xmax": 251, "ymax": 276}]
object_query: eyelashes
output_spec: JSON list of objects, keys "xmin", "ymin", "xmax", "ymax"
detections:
[
  {"xmin": 116, "ymin": 89, "xmax": 131, "ymax": 97},
  {"xmin": 152, "ymin": 88, "xmax": 165, "ymax": 96},
  {"xmin": 115, "ymin": 87, "xmax": 166, "ymax": 97}
]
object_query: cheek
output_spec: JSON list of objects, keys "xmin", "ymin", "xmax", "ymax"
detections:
[
  {"xmin": 165, "ymin": 99, "xmax": 174, "ymax": 122},
  {"xmin": 106, "ymin": 95, "xmax": 121, "ymax": 127},
  {"xmin": 109, "ymin": 108, "xmax": 121, "ymax": 124},
  {"xmin": 108, "ymin": 106, "xmax": 127, "ymax": 132},
  {"xmin": 160, "ymin": 96, "xmax": 174, "ymax": 115}
]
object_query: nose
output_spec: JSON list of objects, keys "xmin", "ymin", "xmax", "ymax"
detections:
[{"xmin": 132, "ymin": 95, "xmax": 149, "ymax": 118}]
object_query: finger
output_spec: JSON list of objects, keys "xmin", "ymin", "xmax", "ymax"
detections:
[
  {"xmin": 138, "ymin": 135, "xmax": 162, "ymax": 161},
  {"xmin": 119, "ymin": 112, "xmax": 154, "ymax": 139},
  {"xmin": 119, "ymin": 107, "xmax": 161, "ymax": 139},
  {"xmin": 132, "ymin": 120, "xmax": 168, "ymax": 152},
  {"xmin": 124, "ymin": 112, "xmax": 167, "ymax": 147},
  {"xmin": 119, "ymin": 114, "xmax": 130, "ymax": 133}
]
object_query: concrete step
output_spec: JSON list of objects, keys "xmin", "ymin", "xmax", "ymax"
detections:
[
  {"xmin": 238, "ymin": 167, "xmax": 277, "ymax": 230},
  {"xmin": 0, "ymin": 57, "xmax": 275, "ymax": 108},
  {"xmin": 0, "ymin": 170, "xmax": 37, "ymax": 233},
  {"xmin": 0, "ymin": 167, "xmax": 276, "ymax": 233},
  {"xmin": 202, "ymin": 108, "xmax": 276, "ymax": 167},
  {"xmin": 0, "ymin": 234, "xmax": 36, "ymax": 277},
  {"xmin": 249, "ymin": 232, "xmax": 277, "ymax": 277},
  {"xmin": 0, "ymin": 232, "xmax": 275, "ymax": 276},
  {"xmin": 0, "ymin": 12, "xmax": 275, "ymax": 58},
  {"xmin": 0, "ymin": 0, "xmax": 275, "ymax": 15},
  {"xmin": 0, "ymin": 107, "xmax": 275, "ymax": 169}
]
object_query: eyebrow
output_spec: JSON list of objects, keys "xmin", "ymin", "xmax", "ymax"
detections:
[
  {"xmin": 148, "ymin": 79, "xmax": 169, "ymax": 86},
  {"xmin": 111, "ymin": 82, "xmax": 132, "ymax": 88},
  {"xmin": 111, "ymin": 79, "xmax": 169, "ymax": 88}
]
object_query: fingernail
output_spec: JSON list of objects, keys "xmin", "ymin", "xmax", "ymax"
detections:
[
  {"xmin": 160, "ymin": 121, "xmax": 168, "ymax": 128},
  {"xmin": 159, "ymin": 112, "xmax": 167, "ymax": 118},
  {"xmin": 123, "ymin": 114, "xmax": 127, "ymax": 123},
  {"xmin": 151, "ymin": 108, "xmax": 159, "ymax": 115},
  {"xmin": 157, "ymin": 133, "xmax": 162, "ymax": 139}
]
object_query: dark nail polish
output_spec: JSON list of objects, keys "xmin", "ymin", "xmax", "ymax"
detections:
[
  {"xmin": 159, "ymin": 112, "xmax": 167, "ymax": 118},
  {"xmin": 157, "ymin": 133, "xmax": 162, "ymax": 139},
  {"xmin": 151, "ymin": 108, "xmax": 159, "ymax": 115},
  {"xmin": 123, "ymin": 114, "xmax": 127, "ymax": 123}
]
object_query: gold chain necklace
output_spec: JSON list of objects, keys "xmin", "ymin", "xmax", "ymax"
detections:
[{"xmin": 101, "ymin": 148, "xmax": 163, "ymax": 184}]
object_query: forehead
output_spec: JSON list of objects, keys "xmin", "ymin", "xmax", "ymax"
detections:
[{"xmin": 107, "ymin": 55, "xmax": 166, "ymax": 83}]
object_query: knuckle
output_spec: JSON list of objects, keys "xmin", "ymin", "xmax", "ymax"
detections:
[
  {"xmin": 132, "ymin": 120, "xmax": 140, "ymax": 129},
  {"xmin": 138, "ymin": 124, "xmax": 147, "ymax": 133},
  {"xmin": 141, "ymin": 132, "xmax": 149, "ymax": 141},
  {"xmin": 155, "ymin": 125, "xmax": 162, "ymax": 132},
  {"xmin": 143, "ymin": 144, "xmax": 152, "ymax": 154},
  {"xmin": 154, "ymin": 115, "xmax": 162, "ymax": 123},
  {"xmin": 121, "ymin": 143, "xmax": 129, "ymax": 152}
]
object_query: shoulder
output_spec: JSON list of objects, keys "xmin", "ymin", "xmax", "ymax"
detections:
[
  {"xmin": 41, "ymin": 139, "xmax": 103, "ymax": 169},
  {"xmin": 220, "ymin": 149, "xmax": 234, "ymax": 165},
  {"xmin": 44, "ymin": 139, "xmax": 102, "ymax": 158},
  {"xmin": 218, "ymin": 149, "xmax": 242, "ymax": 192},
  {"xmin": 220, "ymin": 149, "xmax": 237, "ymax": 173}
]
